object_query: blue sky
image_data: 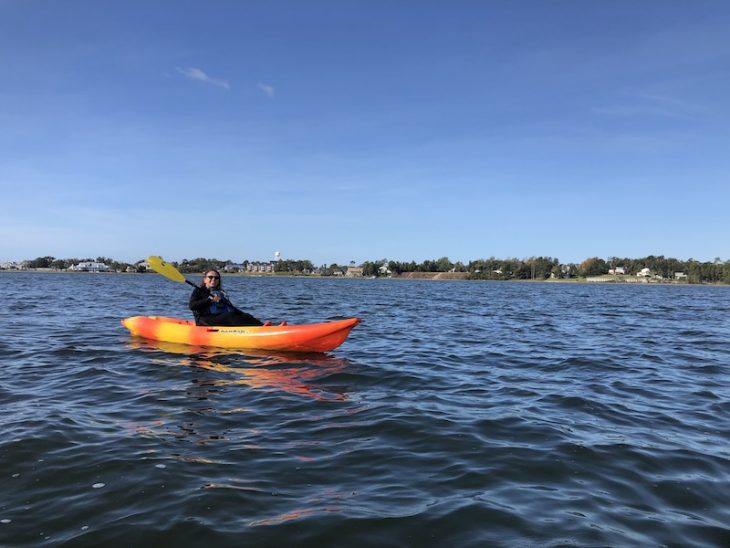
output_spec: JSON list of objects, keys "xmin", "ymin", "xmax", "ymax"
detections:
[{"xmin": 1, "ymin": 1, "xmax": 728, "ymax": 265}]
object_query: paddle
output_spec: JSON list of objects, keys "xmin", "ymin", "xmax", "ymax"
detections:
[{"xmin": 147, "ymin": 256, "xmax": 199, "ymax": 288}]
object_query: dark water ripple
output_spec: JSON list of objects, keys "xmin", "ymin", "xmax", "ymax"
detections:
[{"xmin": 1, "ymin": 274, "xmax": 729, "ymax": 546}]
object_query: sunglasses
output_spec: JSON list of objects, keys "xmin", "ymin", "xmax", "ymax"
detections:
[{"xmin": 205, "ymin": 275, "xmax": 220, "ymax": 280}]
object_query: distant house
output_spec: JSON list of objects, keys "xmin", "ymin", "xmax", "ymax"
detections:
[
  {"xmin": 637, "ymin": 268, "xmax": 652, "ymax": 278},
  {"xmin": 247, "ymin": 262, "xmax": 274, "ymax": 273},
  {"xmin": 674, "ymin": 272, "xmax": 688, "ymax": 280},
  {"xmin": 378, "ymin": 264, "xmax": 391, "ymax": 276},
  {"xmin": 72, "ymin": 262, "xmax": 110, "ymax": 272},
  {"xmin": 224, "ymin": 263, "xmax": 244, "ymax": 272},
  {"xmin": 609, "ymin": 267, "xmax": 627, "ymax": 275},
  {"xmin": 560, "ymin": 264, "xmax": 576, "ymax": 277},
  {"xmin": 346, "ymin": 266, "xmax": 363, "ymax": 277}
]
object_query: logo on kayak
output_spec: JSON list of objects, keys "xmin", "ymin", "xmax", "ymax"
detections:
[{"xmin": 218, "ymin": 329, "xmax": 250, "ymax": 335}]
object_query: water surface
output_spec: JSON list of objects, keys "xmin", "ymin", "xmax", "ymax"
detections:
[{"xmin": 1, "ymin": 274, "xmax": 728, "ymax": 546}]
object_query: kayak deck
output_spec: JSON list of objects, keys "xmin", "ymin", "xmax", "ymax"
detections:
[{"xmin": 121, "ymin": 316, "xmax": 360, "ymax": 353}]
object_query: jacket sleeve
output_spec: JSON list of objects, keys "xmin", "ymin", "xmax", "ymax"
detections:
[{"xmin": 189, "ymin": 287, "xmax": 211, "ymax": 313}]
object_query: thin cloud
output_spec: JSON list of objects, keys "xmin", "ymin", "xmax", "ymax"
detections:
[
  {"xmin": 593, "ymin": 92, "xmax": 707, "ymax": 120},
  {"xmin": 631, "ymin": 92, "xmax": 708, "ymax": 114},
  {"xmin": 177, "ymin": 67, "xmax": 230, "ymax": 90},
  {"xmin": 257, "ymin": 82, "xmax": 275, "ymax": 98}
]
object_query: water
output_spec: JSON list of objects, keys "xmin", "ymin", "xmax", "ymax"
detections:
[{"xmin": 1, "ymin": 273, "xmax": 728, "ymax": 546}]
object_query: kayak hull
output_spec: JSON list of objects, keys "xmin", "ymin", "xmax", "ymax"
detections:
[{"xmin": 121, "ymin": 316, "xmax": 360, "ymax": 353}]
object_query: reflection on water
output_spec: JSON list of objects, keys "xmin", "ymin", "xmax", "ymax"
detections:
[
  {"xmin": 128, "ymin": 338, "xmax": 352, "ymax": 402},
  {"xmin": 247, "ymin": 488, "xmax": 354, "ymax": 527},
  {"xmin": 124, "ymin": 340, "xmax": 354, "ymax": 456}
]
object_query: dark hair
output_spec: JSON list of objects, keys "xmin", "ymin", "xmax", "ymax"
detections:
[{"xmin": 201, "ymin": 269, "xmax": 223, "ymax": 289}]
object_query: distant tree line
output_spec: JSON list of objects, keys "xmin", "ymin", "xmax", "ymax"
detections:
[
  {"xmin": 361, "ymin": 257, "xmax": 467, "ymax": 277},
  {"xmin": 177, "ymin": 258, "xmax": 229, "ymax": 273},
  {"xmin": 575, "ymin": 255, "xmax": 730, "ymax": 283},
  {"xmin": 274, "ymin": 260, "xmax": 315, "ymax": 274},
  {"xmin": 175, "ymin": 258, "xmax": 316, "ymax": 274},
  {"xmin": 361, "ymin": 255, "xmax": 730, "ymax": 284},
  {"xmin": 22, "ymin": 256, "xmax": 142, "ymax": 272},
  {"xmin": 10, "ymin": 254, "xmax": 730, "ymax": 284}
]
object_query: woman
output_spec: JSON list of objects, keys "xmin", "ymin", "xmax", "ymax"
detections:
[{"xmin": 189, "ymin": 269, "xmax": 267, "ymax": 326}]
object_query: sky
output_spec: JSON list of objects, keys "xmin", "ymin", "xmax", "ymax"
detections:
[{"xmin": 1, "ymin": 0, "xmax": 729, "ymax": 265}]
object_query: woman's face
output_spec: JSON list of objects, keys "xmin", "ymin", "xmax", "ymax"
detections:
[{"xmin": 203, "ymin": 271, "xmax": 220, "ymax": 289}]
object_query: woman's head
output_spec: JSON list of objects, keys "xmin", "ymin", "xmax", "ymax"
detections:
[{"xmin": 202, "ymin": 269, "xmax": 222, "ymax": 290}]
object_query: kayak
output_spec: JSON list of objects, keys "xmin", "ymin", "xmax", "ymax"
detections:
[{"xmin": 121, "ymin": 316, "xmax": 360, "ymax": 353}]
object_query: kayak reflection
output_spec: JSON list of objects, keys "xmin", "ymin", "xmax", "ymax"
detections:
[{"xmin": 128, "ymin": 339, "xmax": 352, "ymax": 401}]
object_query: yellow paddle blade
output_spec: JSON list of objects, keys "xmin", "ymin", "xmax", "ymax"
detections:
[{"xmin": 147, "ymin": 255, "xmax": 186, "ymax": 283}]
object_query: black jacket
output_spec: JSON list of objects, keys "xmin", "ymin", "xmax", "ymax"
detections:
[{"xmin": 189, "ymin": 286, "xmax": 238, "ymax": 324}]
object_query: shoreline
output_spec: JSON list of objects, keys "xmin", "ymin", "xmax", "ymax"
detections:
[{"xmin": 1, "ymin": 269, "xmax": 726, "ymax": 286}]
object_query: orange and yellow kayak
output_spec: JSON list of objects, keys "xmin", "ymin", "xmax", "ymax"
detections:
[{"xmin": 121, "ymin": 316, "xmax": 360, "ymax": 353}]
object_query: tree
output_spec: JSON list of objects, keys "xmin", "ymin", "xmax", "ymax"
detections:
[
  {"xmin": 436, "ymin": 257, "xmax": 453, "ymax": 272},
  {"xmin": 275, "ymin": 259, "xmax": 315, "ymax": 274},
  {"xmin": 28, "ymin": 256, "xmax": 55, "ymax": 268},
  {"xmin": 361, "ymin": 261, "xmax": 380, "ymax": 277},
  {"xmin": 387, "ymin": 261, "xmax": 403, "ymax": 275},
  {"xmin": 579, "ymin": 257, "xmax": 608, "ymax": 277},
  {"xmin": 686, "ymin": 259, "xmax": 701, "ymax": 283},
  {"xmin": 527, "ymin": 256, "xmax": 558, "ymax": 279}
]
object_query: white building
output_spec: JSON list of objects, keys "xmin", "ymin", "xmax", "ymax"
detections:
[{"xmin": 71, "ymin": 262, "xmax": 110, "ymax": 272}]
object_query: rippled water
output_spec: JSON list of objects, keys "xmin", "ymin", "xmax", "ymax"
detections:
[{"xmin": 1, "ymin": 273, "xmax": 728, "ymax": 546}]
